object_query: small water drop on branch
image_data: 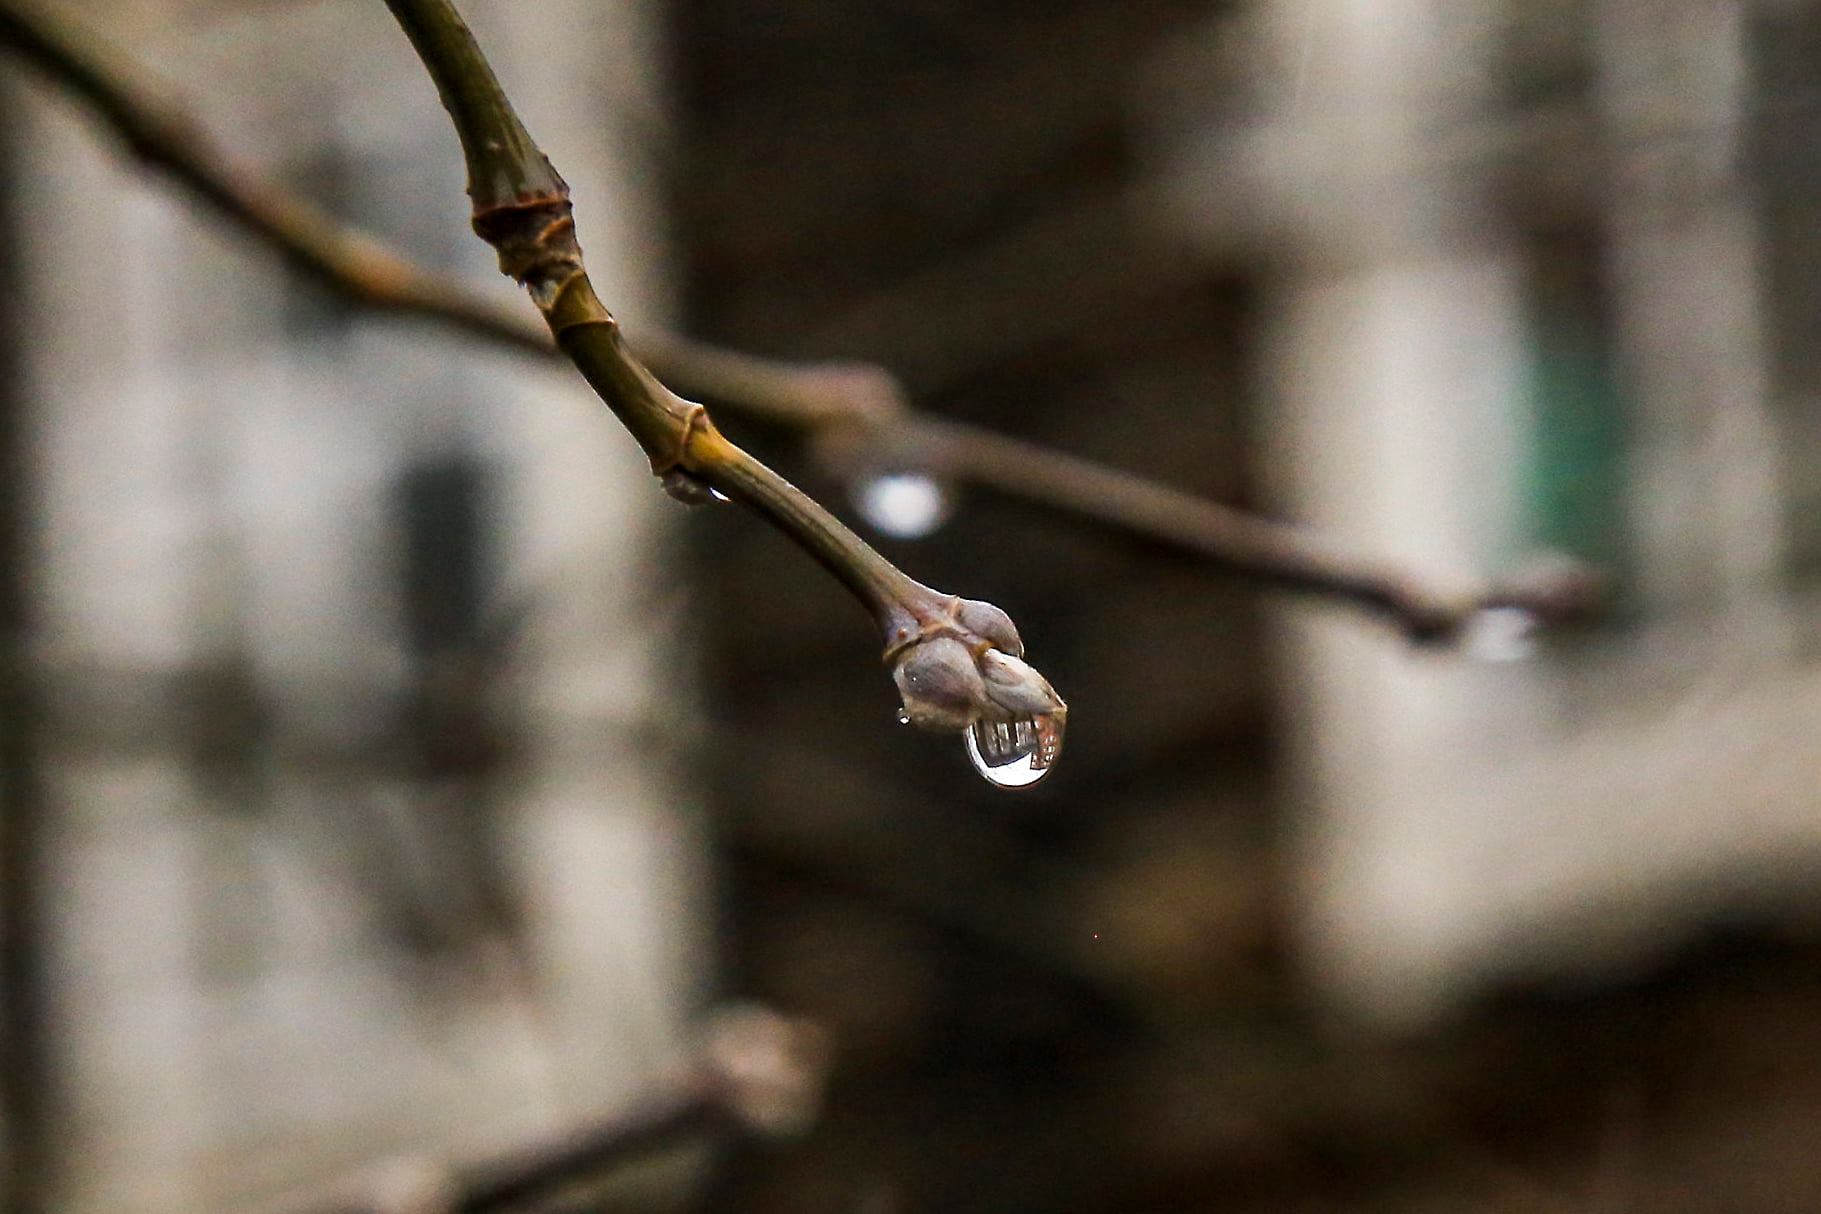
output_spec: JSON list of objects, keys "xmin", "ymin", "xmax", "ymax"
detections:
[
  {"xmin": 1462, "ymin": 605, "xmax": 1539, "ymax": 663},
  {"xmin": 853, "ymin": 472, "xmax": 950, "ymax": 539},
  {"xmin": 661, "ymin": 468, "xmax": 724, "ymax": 506}
]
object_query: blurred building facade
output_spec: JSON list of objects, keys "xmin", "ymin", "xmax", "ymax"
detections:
[
  {"xmin": 1146, "ymin": 0, "xmax": 1821, "ymax": 1021},
  {"xmin": 3, "ymin": 1, "xmax": 699, "ymax": 1210}
]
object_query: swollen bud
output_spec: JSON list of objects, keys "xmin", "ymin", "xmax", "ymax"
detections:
[
  {"xmin": 892, "ymin": 636, "xmax": 988, "ymax": 731},
  {"xmin": 886, "ymin": 594, "xmax": 1067, "ymax": 789}
]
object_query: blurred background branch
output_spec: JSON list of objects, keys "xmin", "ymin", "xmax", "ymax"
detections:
[
  {"xmin": 0, "ymin": 0, "xmax": 1602, "ymax": 644},
  {"xmin": 310, "ymin": 1006, "xmax": 827, "ymax": 1214}
]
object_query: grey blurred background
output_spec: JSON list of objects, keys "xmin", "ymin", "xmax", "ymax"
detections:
[{"xmin": 7, "ymin": 0, "xmax": 1821, "ymax": 1211}]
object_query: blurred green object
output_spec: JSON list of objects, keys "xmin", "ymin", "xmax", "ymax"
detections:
[{"xmin": 1520, "ymin": 244, "xmax": 1636, "ymax": 617}]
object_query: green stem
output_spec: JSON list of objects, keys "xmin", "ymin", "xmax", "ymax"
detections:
[{"xmin": 382, "ymin": 0, "xmax": 560, "ymax": 210}]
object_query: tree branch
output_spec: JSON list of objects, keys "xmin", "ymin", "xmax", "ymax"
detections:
[
  {"xmin": 310, "ymin": 1006, "xmax": 828, "ymax": 1214},
  {"xmin": 0, "ymin": 0, "xmax": 1068, "ymax": 763},
  {"xmin": 0, "ymin": 0, "xmax": 1602, "ymax": 645},
  {"xmin": 0, "ymin": 0, "xmax": 889, "ymax": 414},
  {"xmin": 375, "ymin": 0, "xmax": 1067, "ymax": 771}
]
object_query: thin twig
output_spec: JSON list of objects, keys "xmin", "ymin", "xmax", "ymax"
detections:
[
  {"xmin": 306, "ymin": 1091, "xmax": 717, "ymax": 1214},
  {"xmin": 1, "ymin": 0, "xmax": 1066, "ymax": 747},
  {"xmin": 373, "ymin": 0, "xmax": 1064, "ymax": 756},
  {"xmin": 450, "ymin": 1086, "xmax": 719, "ymax": 1214},
  {"xmin": 854, "ymin": 416, "xmax": 1605, "ymax": 641},
  {"xmin": 0, "ymin": 0, "xmax": 545, "ymax": 353},
  {"xmin": 309, "ymin": 1007, "xmax": 828, "ymax": 1214},
  {"xmin": 0, "ymin": 0, "xmax": 1602, "ymax": 642},
  {"xmin": 0, "ymin": 0, "xmax": 881, "ymax": 413}
]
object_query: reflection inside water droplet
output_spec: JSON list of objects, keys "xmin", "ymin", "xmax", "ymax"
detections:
[
  {"xmin": 964, "ymin": 713, "xmax": 1064, "ymax": 789},
  {"xmin": 1463, "ymin": 606, "xmax": 1538, "ymax": 663},
  {"xmin": 710, "ymin": 488, "xmax": 731, "ymax": 503},
  {"xmin": 854, "ymin": 472, "xmax": 950, "ymax": 539}
]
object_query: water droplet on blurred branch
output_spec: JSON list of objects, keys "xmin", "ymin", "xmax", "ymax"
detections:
[
  {"xmin": 1463, "ymin": 606, "xmax": 1538, "ymax": 663},
  {"xmin": 853, "ymin": 472, "xmax": 950, "ymax": 539}
]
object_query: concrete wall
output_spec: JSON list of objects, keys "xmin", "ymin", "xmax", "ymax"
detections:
[{"xmin": 10, "ymin": 1, "xmax": 702, "ymax": 1208}]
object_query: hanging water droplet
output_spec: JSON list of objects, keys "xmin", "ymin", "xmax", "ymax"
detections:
[
  {"xmin": 853, "ymin": 472, "xmax": 951, "ymax": 539},
  {"xmin": 895, "ymin": 708, "xmax": 910, "ymax": 725},
  {"xmin": 661, "ymin": 469, "xmax": 723, "ymax": 507},
  {"xmin": 964, "ymin": 713, "xmax": 1064, "ymax": 789},
  {"xmin": 1463, "ymin": 605, "xmax": 1539, "ymax": 663}
]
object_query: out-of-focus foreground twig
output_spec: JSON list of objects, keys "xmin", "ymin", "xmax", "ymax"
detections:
[
  {"xmin": 309, "ymin": 1006, "xmax": 828, "ymax": 1214},
  {"xmin": 0, "ymin": 0, "xmax": 1602, "ymax": 642}
]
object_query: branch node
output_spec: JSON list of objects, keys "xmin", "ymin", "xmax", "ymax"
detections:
[{"xmin": 470, "ymin": 193, "xmax": 582, "ymax": 298}]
